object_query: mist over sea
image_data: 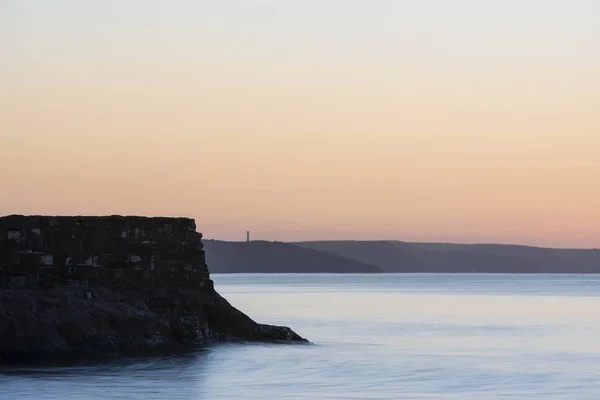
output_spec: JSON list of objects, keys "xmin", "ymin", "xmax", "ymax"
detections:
[{"xmin": 2, "ymin": 274, "xmax": 600, "ymax": 399}]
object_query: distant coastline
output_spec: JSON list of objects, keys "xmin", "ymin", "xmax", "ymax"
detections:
[{"xmin": 204, "ymin": 240, "xmax": 600, "ymax": 274}]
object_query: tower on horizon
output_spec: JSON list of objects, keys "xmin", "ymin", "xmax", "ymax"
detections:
[{"xmin": 246, "ymin": 231, "xmax": 250, "ymax": 243}]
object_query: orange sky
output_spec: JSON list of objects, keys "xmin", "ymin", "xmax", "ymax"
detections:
[{"xmin": 1, "ymin": 1, "xmax": 599, "ymax": 247}]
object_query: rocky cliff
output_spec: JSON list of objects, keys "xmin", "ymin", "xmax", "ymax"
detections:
[{"xmin": 0, "ymin": 215, "xmax": 306, "ymax": 363}]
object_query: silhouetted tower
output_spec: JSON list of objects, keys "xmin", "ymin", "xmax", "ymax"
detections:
[{"xmin": 246, "ymin": 231, "xmax": 250, "ymax": 243}]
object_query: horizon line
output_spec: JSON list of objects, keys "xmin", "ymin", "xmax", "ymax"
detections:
[{"xmin": 203, "ymin": 238, "xmax": 599, "ymax": 251}]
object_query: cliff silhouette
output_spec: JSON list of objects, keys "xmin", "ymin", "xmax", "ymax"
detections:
[{"xmin": 0, "ymin": 215, "xmax": 307, "ymax": 364}]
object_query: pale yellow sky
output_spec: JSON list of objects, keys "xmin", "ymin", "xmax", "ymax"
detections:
[{"xmin": 1, "ymin": 1, "xmax": 599, "ymax": 247}]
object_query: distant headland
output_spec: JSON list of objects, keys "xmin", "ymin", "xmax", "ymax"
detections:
[{"xmin": 204, "ymin": 239, "xmax": 599, "ymax": 274}]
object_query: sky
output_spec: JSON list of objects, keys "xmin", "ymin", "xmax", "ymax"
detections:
[{"xmin": 1, "ymin": 0, "xmax": 599, "ymax": 247}]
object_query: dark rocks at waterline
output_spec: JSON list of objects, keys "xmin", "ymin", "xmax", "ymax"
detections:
[{"xmin": 0, "ymin": 284, "xmax": 307, "ymax": 364}]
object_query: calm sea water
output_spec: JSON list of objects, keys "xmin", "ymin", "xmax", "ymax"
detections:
[{"xmin": 2, "ymin": 274, "xmax": 600, "ymax": 399}]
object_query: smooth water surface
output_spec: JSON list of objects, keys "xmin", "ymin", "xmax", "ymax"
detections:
[{"xmin": 2, "ymin": 274, "xmax": 600, "ymax": 399}]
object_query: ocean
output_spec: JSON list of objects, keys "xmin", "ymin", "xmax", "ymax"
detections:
[{"xmin": 2, "ymin": 274, "xmax": 600, "ymax": 399}]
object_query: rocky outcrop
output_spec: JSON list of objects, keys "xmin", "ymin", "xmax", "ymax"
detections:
[{"xmin": 0, "ymin": 215, "xmax": 307, "ymax": 363}]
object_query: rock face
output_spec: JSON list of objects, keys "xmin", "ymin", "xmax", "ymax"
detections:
[{"xmin": 0, "ymin": 215, "xmax": 306, "ymax": 363}]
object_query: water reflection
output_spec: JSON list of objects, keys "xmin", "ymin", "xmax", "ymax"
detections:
[{"xmin": 2, "ymin": 274, "xmax": 600, "ymax": 400}]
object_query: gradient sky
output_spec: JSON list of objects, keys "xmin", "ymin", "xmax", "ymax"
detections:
[{"xmin": 1, "ymin": 1, "xmax": 599, "ymax": 247}]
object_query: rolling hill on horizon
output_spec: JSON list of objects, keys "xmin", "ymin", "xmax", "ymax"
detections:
[
  {"xmin": 411, "ymin": 242, "xmax": 600, "ymax": 273},
  {"xmin": 293, "ymin": 241, "xmax": 543, "ymax": 273},
  {"xmin": 203, "ymin": 239, "xmax": 599, "ymax": 274},
  {"xmin": 203, "ymin": 240, "xmax": 381, "ymax": 273},
  {"xmin": 294, "ymin": 240, "xmax": 600, "ymax": 274}
]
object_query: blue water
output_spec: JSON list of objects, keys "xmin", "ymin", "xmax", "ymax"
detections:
[{"xmin": 2, "ymin": 274, "xmax": 600, "ymax": 399}]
